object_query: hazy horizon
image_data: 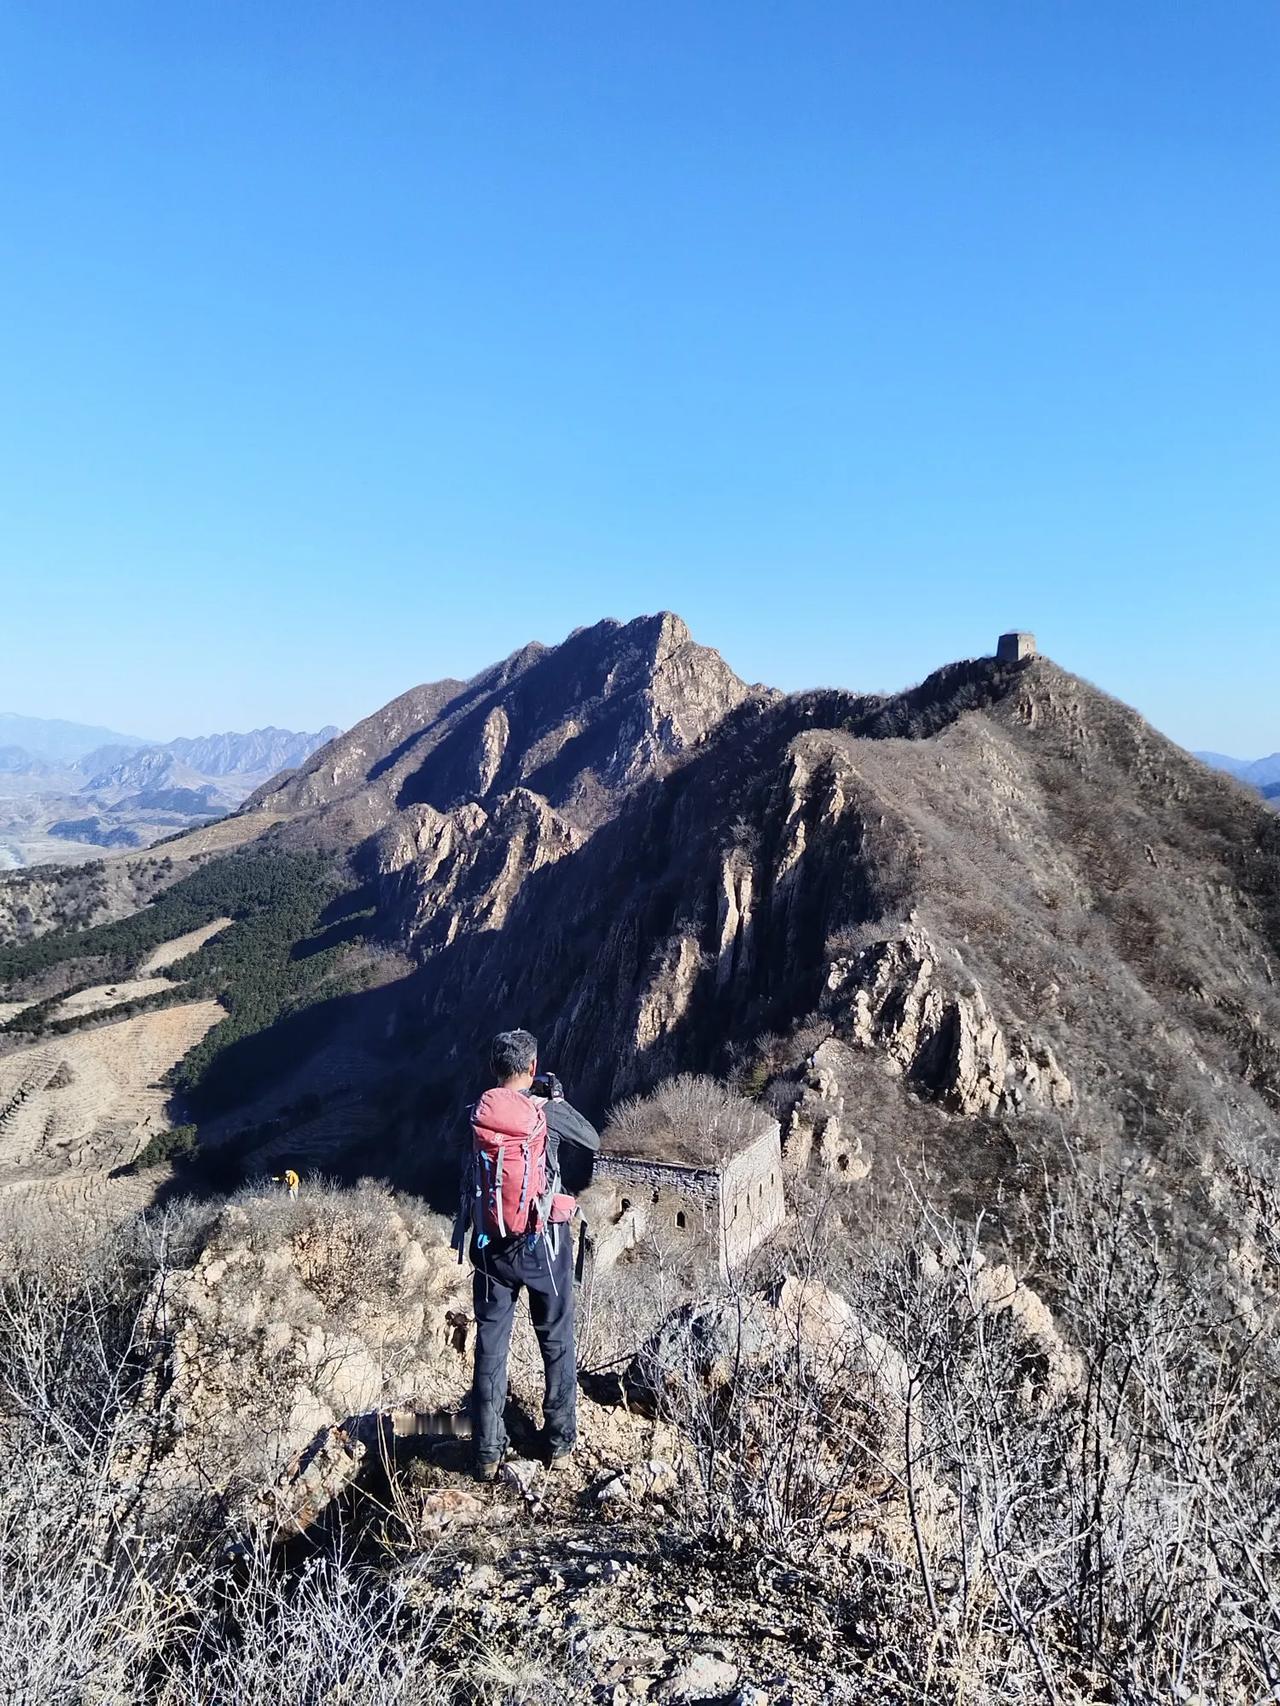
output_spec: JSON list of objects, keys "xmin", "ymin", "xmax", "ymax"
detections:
[{"xmin": 1, "ymin": 612, "xmax": 1275, "ymax": 763}]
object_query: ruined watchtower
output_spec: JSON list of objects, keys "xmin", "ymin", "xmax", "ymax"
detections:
[
  {"xmin": 584, "ymin": 1117, "xmax": 785, "ymax": 1280},
  {"xmin": 997, "ymin": 631, "xmax": 1037, "ymax": 664}
]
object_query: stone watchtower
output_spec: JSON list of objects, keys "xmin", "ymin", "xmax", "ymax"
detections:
[
  {"xmin": 584, "ymin": 1118, "xmax": 786, "ymax": 1280},
  {"xmin": 997, "ymin": 631, "xmax": 1037, "ymax": 664}
]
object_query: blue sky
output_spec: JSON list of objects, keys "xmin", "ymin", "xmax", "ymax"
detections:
[{"xmin": 1, "ymin": 3, "xmax": 1276, "ymax": 752}]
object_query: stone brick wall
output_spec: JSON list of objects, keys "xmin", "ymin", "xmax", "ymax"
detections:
[
  {"xmin": 717, "ymin": 1122, "xmax": 786, "ymax": 1273},
  {"xmin": 997, "ymin": 631, "xmax": 1037, "ymax": 663},
  {"xmin": 593, "ymin": 1154, "xmax": 719, "ymax": 1205},
  {"xmin": 588, "ymin": 1155, "xmax": 720, "ymax": 1267},
  {"xmin": 589, "ymin": 1125, "xmax": 786, "ymax": 1275}
]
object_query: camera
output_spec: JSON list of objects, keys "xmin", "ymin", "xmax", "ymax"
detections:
[{"xmin": 530, "ymin": 1070, "xmax": 563, "ymax": 1101}]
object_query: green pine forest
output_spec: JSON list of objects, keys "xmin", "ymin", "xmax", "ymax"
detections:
[{"xmin": 0, "ymin": 850, "xmax": 377, "ymax": 1119}]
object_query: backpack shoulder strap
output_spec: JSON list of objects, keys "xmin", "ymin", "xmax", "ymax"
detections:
[{"xmin": 452, "ymin": 1102, "xmax": 483, "ymax": 1260}]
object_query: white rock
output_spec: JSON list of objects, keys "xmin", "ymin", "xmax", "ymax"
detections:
[{"xmin": 659, "ymin": 1654, "xmax": 740, "ymax": 1702}]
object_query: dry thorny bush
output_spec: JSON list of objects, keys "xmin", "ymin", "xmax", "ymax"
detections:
[
  {"xmin": 605, "ymin": 1071, "xmax": 770, "ymax": 1162},
  {"xmin": 0, "ymin": 1198, "xmax": 561, "ymax": 1706},
  {"xmin": 635, "ymin": 1149, "xmax": 1280, "ymax": 1703},
  {"xmin": 0, "ymin": 1147, "xmax": 1277, "ymax": 1703}
]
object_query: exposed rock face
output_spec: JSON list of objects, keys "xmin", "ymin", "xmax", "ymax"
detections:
[
  {"xmin": 827, "ymin": 927, "xmax": 1073, "ymax": 1116},
  {"xmin": 715, "ymin": 857, "xmax": 755, "ymax": 991},
  {"xmin": 472, "ymin": 706, "xmax": 510, "ymax": 796},
  {"xmin": 7, "ymin": 616, "xmax": 1280, "ymax": 1220},
  {"xmin": 248, "ymin": 613, "xmax": 752, "ymax": 836},
  {"xmin": 376, "ymin": 788, "xmax": 583, "ymax": 949},
  {"xmin": 633, "ymin": 935, "xmax": 705, "ymax": 1062},
  {"xmin": 623, "ymin": 1278, "xmax": 934, "ymax": 1539},
  {"xmin": 125, "ymin": 1187, "xmax": 472, "ymax": 1512},
  {"xmin": 782, "ymin": 1039, "xmax": 872, "ymax": 1179},
  {"xmin": 253, "ymin": 1420, "xmax": 370, "ymax": 1541},
  {"xmin": 604, "ymin": 612, "xmax": 751, "ymax": 788}
]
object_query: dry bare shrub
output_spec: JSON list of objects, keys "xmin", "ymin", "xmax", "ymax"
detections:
[
  {"xmin": 230, "ymin": 1174, "xmax": 453, "ymax": 1315},
  {"xmin": 0, "ymin": 1192, "xmax": 572, "ymax": 1706},
  {"xmin": 647, "ymin": 1157, "xmax": 1280, "ymax": 1703},
  {"xmin": 605, "ymin": 1072, "xmax": 769, "ymax": 1163}
]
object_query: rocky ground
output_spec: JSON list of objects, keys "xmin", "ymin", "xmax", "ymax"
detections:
[{"xmin": 0, "ymin": 1165, "xmax": 1276, "ymax": 1703}]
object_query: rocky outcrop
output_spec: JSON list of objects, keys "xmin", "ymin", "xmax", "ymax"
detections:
[
  {"xmin": 624, "ymin": 1278, "xmax": 906, "ymax": 1418},
  {"xmin": 715, "ymin": 856, "xmax": 755, "ymax": 991},
  {"xmin": 782, "ymin": 1039, "xmax": 872, "ymax": 1180},
  {"xmin": 826, "ymin": 927, "xmax": 1073, "ymax": 1117},
  {"xmin": 376, "ymin": 789, "xmax": 583, "ymax": 950},
  {"xmin": 251, "ymin": 613, "xmax": 751, "ymax": 833},
  {"xmin": 602, "ymin": 612, "xmax": 755, "ymax": 789},
  {"xmin": 633, "ymin": 935, "xmax": 705, "ymax": 1060},
  {"xmin": 123, "ymin": 1187, "xmax": 472, "ymax": 1514},
  {"xmin": 471, "ymin": 706, "xmax": 510, "ymax": 796},
  {"xmin": 919, "ymin": 1243, "xmax": 1084, "ymax": 1412},
  {"xmin": 623, "ymin": 1278, "xmax": 935, "ymax": 1546},
  {"xmin": 253, "ymin": 1419, "xmax": 371, "ymax": 1541}
]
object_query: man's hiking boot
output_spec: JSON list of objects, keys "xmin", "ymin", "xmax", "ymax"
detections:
[
  {"xmin": 547, "ymin": 1449, "xmax": 573, "ymax": 1474},
  {"xmin": 474, "ymin": 1459, "xmax": 501, "ymax": 1483}
]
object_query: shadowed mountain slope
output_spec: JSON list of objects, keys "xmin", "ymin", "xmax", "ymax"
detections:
[
  {"xmin": 1, "ymin": 615, "xmax": 1277, "ymax": 1219},
  {"xmin": 244, "ymin": 613, "xmax": 751, "ymax": 839}
]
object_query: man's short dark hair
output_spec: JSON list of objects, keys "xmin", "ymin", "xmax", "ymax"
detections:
[{"xmin": 490, "ymin": 1028, "xmax": 537, "ymax": 1082}]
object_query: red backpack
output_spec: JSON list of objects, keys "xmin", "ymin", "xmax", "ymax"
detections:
[{"xmin": 461, "ymin": 1086, "xmax": 550, "ymax": 1246}]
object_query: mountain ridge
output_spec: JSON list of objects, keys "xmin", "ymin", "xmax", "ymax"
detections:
[
  {"xmin": 1194, "ymin": 748, "xmax": 1280, "ymax": 791},
  {"xmin": 1, "ymin": 613, "xmax": 1275, "ymax": 1241},
  {"xmin": 0, "ymin": 712, "xmax": 152, "ymax": 766}
]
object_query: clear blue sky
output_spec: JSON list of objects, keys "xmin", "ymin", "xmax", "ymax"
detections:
[{"xmin": 1, "ymin": 3, "xmax": 1276, "ymax": 752}]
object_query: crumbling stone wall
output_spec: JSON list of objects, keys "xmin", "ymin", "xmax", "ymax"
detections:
[
  {"xmin": 589, "ymin": 1155, "xmax": 718, "ymax": 1264},
  {"xmin": 718, "ymin": 1122, "xmax": 786, "ymax": 1273},
  {"xmin": 590, "ymin": 1125, "xmax": 785, "ymax": 1275},
  {"xmin": 593, "ymin": 1155, "xmax": 720, "ymax": 1207}
]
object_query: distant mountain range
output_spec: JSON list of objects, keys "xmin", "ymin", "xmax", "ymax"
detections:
[
  {"xmin": 0, "ymin": 712, "xmax": 152, "ymax": 767},
  {"xmin": 0, "ymin": 718, "xmax": 339, "ymax": 867},
  {"xmin": 79, "ymin": 727, "xmax": 342, "ymax": 795},
  {"xmin": 1195, "ymin": 750, "xmax": 1280, "ymax": 793}
]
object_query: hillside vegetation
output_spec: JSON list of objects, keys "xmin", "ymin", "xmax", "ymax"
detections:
[{"xmin": 0, "ymin": 849, "xmax": 379, "ymax": 1118}]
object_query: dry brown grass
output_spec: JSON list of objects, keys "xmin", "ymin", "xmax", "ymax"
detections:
[
  {"xmin": 642, "ymin": 1146, "xmax": 1280, "ymax": 1703},
  {"xmin": 0, "ymin": 1150, "xmax": 1276, "ymax": 1703}
]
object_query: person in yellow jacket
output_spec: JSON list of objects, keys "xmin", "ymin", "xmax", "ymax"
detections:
[{"xmin": 273, "ymin": 1168, "xmax": 300, "ymax": 1201}]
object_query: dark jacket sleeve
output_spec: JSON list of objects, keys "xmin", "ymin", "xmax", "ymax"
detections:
[{"xmin": 545, "ymin": 1098, "xmax": 601, "ymax": 1156}]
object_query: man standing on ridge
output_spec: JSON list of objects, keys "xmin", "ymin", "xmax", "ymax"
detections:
[{"xmin": 456, "ymin": 1029, "xmax": 599, "ymax": 1480}]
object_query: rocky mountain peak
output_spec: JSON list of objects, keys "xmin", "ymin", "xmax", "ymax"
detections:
[
  {"xmin": 247, "ymin": 612, "xmax": 750, "ymax": 834},
  {"xmin": 7, "ymin": 623, "xmax": 1277, "ymax": 1262}
]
